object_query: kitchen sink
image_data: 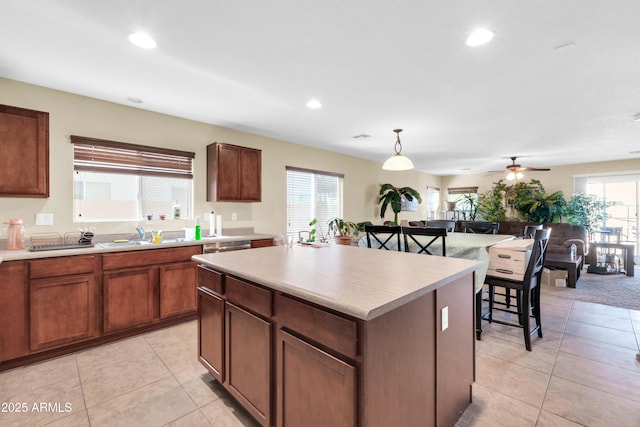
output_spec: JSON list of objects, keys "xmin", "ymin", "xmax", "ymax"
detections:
[{"xmin": 97, "ymin": 240, "xmax": 151, "ymax": 248}]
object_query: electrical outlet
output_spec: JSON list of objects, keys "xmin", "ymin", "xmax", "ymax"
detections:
[
  {"xmin": 36, "ymin": 213, "xmax": 54, "ymax": 226},
  {"xmin": 441, "ymin": 306, "xmax": 449, "ymax": 331},
  {"xmin": 231, "ymin": 212, "xmax": 237, "ymax": 221}
]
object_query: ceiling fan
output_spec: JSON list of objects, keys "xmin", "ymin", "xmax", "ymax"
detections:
[{"xmin": 501, "ymin": 156, "xmax": 551, "ymax": 180}]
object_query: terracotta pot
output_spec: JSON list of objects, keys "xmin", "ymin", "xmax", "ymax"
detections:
[{"xmin": 334, "ymin": 235, "xmax": 352, "ymax": 246}]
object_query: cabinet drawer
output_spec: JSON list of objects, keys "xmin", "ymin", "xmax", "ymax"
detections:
[
  {"xmin": 274, "ymin": 294, "xmax": 358, "ymax": 359},
  {"xmin": 226, "ymin": 276, "xmax": 272, "ymax": 318},
  {"xmin": 30, "ymin": 255, "xmax": 98, "ymax": 279},
  {"xmin": 198, "ymin": 265, "xmax": 224, "ymax": 294}
]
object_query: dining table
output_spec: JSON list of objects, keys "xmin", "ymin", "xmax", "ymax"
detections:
[
  {"xmin": 359, "ymin": 232, "xmax": 516, "ymax": 293},
  {"xmin": 359, "ymin": 231, "xmax": 517, "ymax": 341}
]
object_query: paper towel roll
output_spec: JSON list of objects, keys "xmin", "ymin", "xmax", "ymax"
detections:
[{"xmin": 216, "ymin": 215, "xmax": 222, "ymax": 236}]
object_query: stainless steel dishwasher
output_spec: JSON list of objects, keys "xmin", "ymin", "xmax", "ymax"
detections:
[{"xmin": 202, "ymin": 240, "xmax": 251, "ymax": 253}]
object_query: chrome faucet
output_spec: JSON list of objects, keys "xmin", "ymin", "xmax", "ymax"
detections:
[{"xmin": 136, "ymin": 226, "xmax": 145, "ymax": 240}]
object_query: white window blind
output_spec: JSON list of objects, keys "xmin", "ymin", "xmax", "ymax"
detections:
[{"xmin": 286, "ymin": 167, "xmax": 344, "ymax": 240}]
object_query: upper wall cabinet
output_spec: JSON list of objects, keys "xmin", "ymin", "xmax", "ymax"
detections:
[
  {"xmin": 0, "ymin": 104, "xmax": 49, "ymax": 198},
  {"xmin": 207, "ymin": 143, "xmax": 261, "ymax": 202}
]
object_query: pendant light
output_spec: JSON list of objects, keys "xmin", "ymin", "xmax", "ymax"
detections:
[{"xmin": 382, "ymin": 129, "xmax": 414, "ymax": 171}]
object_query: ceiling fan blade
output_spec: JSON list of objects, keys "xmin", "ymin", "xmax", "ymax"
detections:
[{"xmin": 518, "ymin": 167, "xmax": 551, "ymax": 172}]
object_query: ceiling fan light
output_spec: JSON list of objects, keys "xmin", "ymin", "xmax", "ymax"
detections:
[
  {"xmin": 506, "ymin": 172, "xmax": 516, "ymax": 181},
  {"xmin": 383, "ymin": 154, "xmax": 414, "ymax": 171},
  {"xmin": 516, "ymin": 171, "xmax": 524, "ymax": 179}
]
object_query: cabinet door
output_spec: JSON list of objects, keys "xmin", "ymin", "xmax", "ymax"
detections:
[
  {"xmin": 103, "ymin": 268, "xmax": 157, "ymax": 333},
  {"xmin": 240, "ymin": 148, "xmax": 261, "ymax": 201},
  {"xmin": 0, "ymin": 261, "xmax": 28, "ymax": 361},
  {"xmin": 217, "ymin": 144, "xmax": 241, "ymax": 200},
  {"xmin": 0, "ymin": 104, "xmax": 49, "ymax": 197},
  {"xmin": 198, "ymin": 287, "xmax": 225, "ymax": 382},
  {"xmin": 226, "ymin": 303, "xmax": 272, "ymax": 427},
  {"xmin": 159, "ymin": 261, "xmax": 197, "ymax": 319},
  {"xmin": 276, "ymin": 329, "xmax": 356, "ymax": 427},
  {"xmin": 30, "ymin": 274, "xmax": 100, "ymax": 352}
]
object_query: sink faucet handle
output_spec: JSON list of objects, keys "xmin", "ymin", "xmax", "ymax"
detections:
[{"xmin": 136, "ymin": 226, "xmax": 145, "ymax": 239}]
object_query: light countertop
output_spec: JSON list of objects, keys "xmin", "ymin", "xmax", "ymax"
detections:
[
  {"xmin": 193, "ymin": 244, "xmax": 482, "ymax": 321},
  {"xmin": 0, "ymin": 233, "xmax": 274, "ymax": 264}
]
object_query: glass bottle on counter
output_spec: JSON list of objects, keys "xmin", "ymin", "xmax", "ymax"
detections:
[
  {"xmin": 173, "ymin": 200, "xmax": 181, "ymax": 219},
  {"xmin": 6, "ymin": 218, "xmax": 25, "ymax": 250}
]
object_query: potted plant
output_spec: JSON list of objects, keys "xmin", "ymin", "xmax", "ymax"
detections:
[
  {"xmin": 327, "ymin": 217, "xmax": 359, "ymax": 245},
  {"xmin": 566, "ymin": 193, "xmax": 613, "ymax": 239},
  {"xmin": 509, "ymin": 179, "xmax": 566, "ymax": 223},
  {"xmin": 378, "ymin": 184, "xmax": 422, "ymax": 225},
  {"xmin": 477, "ymin": 179, "xmax": 508, "ymax": 221}
]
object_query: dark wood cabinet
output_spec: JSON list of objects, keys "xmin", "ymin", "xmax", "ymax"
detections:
[
  {"xmin": 226, "ymin": 303, "xmax": 272, "ymax": 427},
  {"xmin": 160, "ymin": 261, "xmax": 198, "ymax": 319},
  {"xmin": 29, "ymin": 256, "xmax": 101, "ymax": 352},
  {"xmin": 0, "ymin": 261, "xmax": 28, "ymax": 362},
  {"xmin": 103, "ymin": 267, "xmax": 157, "ymax": 333},
  {"xmin": 250, "ymin": 238, "xmax": 274, "ymax": 248},
  {"xmin": 198, "ymin": 287, "xmax": 225, "ymax": 382},
  {"xmin": 103, "ymin": 246, "xmax": 200, "ymax": 334},
  {"xmin": 197, "ymin": 267, "xmax": 272, "ymax": 427},
  {"xmin": 0, "ymin": 104, "xmax": 49, "ymax": 197},
  {"xmin": 276, "ymin": 330, "xmax": 356, "ymax": 427},
  {"xmin": 207, "ymin": 142, "xmax": 261, "ymax": 202}
]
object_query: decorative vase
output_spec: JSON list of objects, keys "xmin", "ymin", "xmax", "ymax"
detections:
[{"xmin": 335, "ymin": 235, "xmax": 352, "ymax": 246}]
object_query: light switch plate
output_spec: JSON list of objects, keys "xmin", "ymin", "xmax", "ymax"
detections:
[
  {"xmin": 441, "ymin": 306, "xmax": 449, "ymax": 331},
  {"xmin": 36, "ymin": 213, "xmax": 54, "ymax": 226},
  {"xmin": 231, "ymin": 212, "xmax": 237, "ymax": 221}
]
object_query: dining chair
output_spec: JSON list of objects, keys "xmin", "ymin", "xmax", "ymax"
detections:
[
  {"xmin": 426, "ymin": 220, "xmax": 456, "ymax": 232},
  {"xmin": 483, "ymin": 228, "xmax": 551, "ymax": 351},
  {"xmin": 402, "ymin": 227, "xmax": 447, "ymax": 256},
  {"xmin": 365, "ymin": 225, "xmax": 402, "ymax": 251},
  {"xmin": 523, "ymin": 224, "xmax": 543, "ymax": 239},
  {"xmin": 460, "ymin": 221, "xmax": 499, "ymax": 234},
  {"xmin": 408, "ymin": 220, "xmax": 427, "ymax": 227}
]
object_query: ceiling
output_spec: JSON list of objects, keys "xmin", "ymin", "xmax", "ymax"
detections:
[{"xmin": 2, "ymin": 0, "xmax": 639, "ymax": 176}]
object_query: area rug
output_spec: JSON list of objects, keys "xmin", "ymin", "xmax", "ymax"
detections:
[{"xmin": 542, "ymin": 265, "xmax": 640, "ymax": 310}]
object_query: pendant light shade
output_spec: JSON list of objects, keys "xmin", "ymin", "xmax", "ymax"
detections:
[{"xmin": 382, "ymin": 129, "xmax": 414, "ymax": 171}]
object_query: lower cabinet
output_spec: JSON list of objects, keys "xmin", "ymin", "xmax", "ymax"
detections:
[
  {"xmin": 226, "ymin": 303, "xmax": 272, "ymax": 426},
  {"xmin": 197, "ymin": 268, "xmax": 273, "ymax": 427},
  {"xmin": 276, "ymin": 329, "xmax": 356, "ymax": 427},
  {"xmin": 0, "ymin": 261, "xmax": 28, "ymax": 362},
  {"xmin": 29, "ymin": 255, "xmax": 101, "ymax": 352},
  {"xmin": 198, "ymin": 287, "xmax": 225, "ymax": 382},
  {"xmin": 103, "ymin": 246, "xmax": 200, "ymax": 334},
  {"xmin": 103, "ymin": 268, "xmax": 156, "ymax": 333},
  {"xmin": 160, "ymin": 261, "xmax": 198, "ymax": 319}
]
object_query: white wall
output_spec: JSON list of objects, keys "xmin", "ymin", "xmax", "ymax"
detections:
[{"xmin": 0, "ymin": 78, "xmax": 441, "ymax": 239}]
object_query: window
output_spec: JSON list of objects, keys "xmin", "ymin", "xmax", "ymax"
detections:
[
  {"xmin": 72, "ymin": 135, "xmax": 195, "ymax": 222},
  {"xmin": 426, "ymin": 187, "xmax": 440, "ymax": 219},
  {"xmin": 447, "ymin": 187, "xmax": 478, "ymax": 220},
  {"xmin": 286, "ymin": 167, "xmax": 343, "ymax": 240}
]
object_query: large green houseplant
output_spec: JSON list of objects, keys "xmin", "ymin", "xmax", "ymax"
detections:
[
  {"xmin": 509, "ymin": 179, "xmax": 566, "ymax": 223},
  {"xmin": 477, "ymin": 179, "xmax": 508, "ymax": 221},
  {"xmin": 565, "ymin": 193, "xmax": 612, "ymax": 235},
  {"xmin": 378, "ymin": 184, "xmax": 422, "ymax": 225}
]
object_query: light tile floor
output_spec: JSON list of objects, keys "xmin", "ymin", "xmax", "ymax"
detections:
[{"xmin": 1, "ymin": 287, "xmax": 639, "ymax": 426}]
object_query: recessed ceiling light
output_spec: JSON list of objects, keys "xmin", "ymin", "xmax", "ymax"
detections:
[
  {"xmin": 127, "ymin": 97, "xmax": 143, "ymax": 104},
  {"xmin": 306, "ymin": 99, "xmax": 322, "ymax": 109},
  {"xmin": 466, "ymin": 29, "xmax": 494, "ymax": 47},
  {"xmin": 129, "ymin": 32, "xmax": 157, "ymax": 49}
]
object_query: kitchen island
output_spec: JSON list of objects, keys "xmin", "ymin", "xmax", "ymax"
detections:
[{"xmin": 193, "ymin": 244, "xmax": 482, "ymax": 427}]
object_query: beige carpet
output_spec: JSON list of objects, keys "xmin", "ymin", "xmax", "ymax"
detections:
[{"xmin": 542, "ymin": 265, "xmax": 640, "ymax": 310}]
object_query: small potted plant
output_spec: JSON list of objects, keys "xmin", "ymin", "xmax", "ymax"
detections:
[{"xmin": 327, "ymin": 218, "xmax": 358, "ymax": 245}]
